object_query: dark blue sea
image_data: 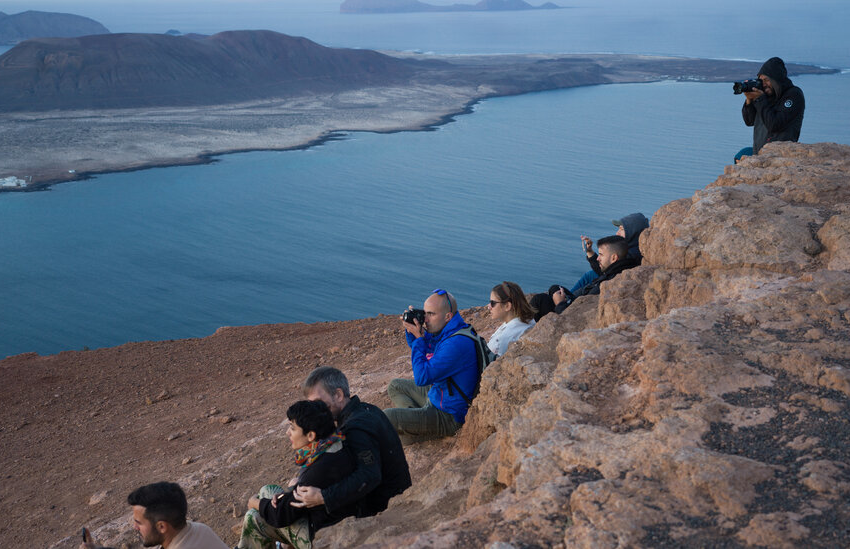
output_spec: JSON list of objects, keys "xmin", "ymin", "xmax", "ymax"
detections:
[{"xmin": 1, "ymin": 0, "xmax": 849, "ymax": 358}]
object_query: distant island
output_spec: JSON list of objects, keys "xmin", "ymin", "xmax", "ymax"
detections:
[
  {"xmin": 0, "ymin": 30, "xmax": 837, "ymax": 191},
  {"xmin": 0, "ymin": 10, "xmax": 109, "ymax": 45},
  {"xmin": 340, "ymin": 0, "xmax": 562, "ymax": 14}
]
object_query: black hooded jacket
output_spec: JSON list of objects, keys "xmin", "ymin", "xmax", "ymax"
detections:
[
  {"xmin": 258, "ymin": 442, "xmax": 357, "ymax": 536},
  {"xmin": 554, "ymin": 255, "xmax": 640, "ymax": 313},
  {"xmin": 742, "ymin": 57, "xmax": 805, "ymax": 154},
  {"xmin": 320, "ymin": 396, "xmax": 411, "ymax": 518},
  {"xmin": 587, "ymin": 212, "xmax": 649, "ymax": 275}
]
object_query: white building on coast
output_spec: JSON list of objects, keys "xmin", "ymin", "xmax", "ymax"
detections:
[{"xmin": 1, "ymin": 176, "xmax": 28, "ymax": 188}]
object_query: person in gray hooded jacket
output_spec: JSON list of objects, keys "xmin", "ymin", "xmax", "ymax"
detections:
[{"xmin": 742, "ymin": 57, "xmax": 805, "ymax": 154}]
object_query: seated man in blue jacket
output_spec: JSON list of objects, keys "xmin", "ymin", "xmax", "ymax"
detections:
[{"xmin": 384, "ymin": 288, "xmax": 478, "ymax": 442}]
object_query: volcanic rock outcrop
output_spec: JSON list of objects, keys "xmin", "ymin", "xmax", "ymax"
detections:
[
  {"xmin": 317, "ymin": 142, "xmax": 850, "ymax": 547},
  {"xmin": 1, "ymin": 143, "xmax": 848, "ymax": 549}
]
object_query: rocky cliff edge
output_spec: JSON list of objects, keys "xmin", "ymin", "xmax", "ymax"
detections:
[
  {"xmin": 326, "ymin": 142, "xmax": 850, "ymax": 548},
  {"xmin": 1, "ymin": 142, "xmax": 848, "ymax": 548}
]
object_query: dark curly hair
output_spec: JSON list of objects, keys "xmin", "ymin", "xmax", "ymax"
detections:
[{"xmin": 286, "ymin": 399, "xmax": 336, "ymax": 440}]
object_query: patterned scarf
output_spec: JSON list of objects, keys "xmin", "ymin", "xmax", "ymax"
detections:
[{"xmin": 294, "ymin": 430, "xmax": 345, "ymax": 468}]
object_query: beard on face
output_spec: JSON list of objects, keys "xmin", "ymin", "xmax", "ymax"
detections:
[{"xmin": 139, "ymin": 529, "xmax": 165, "ymax": 547}]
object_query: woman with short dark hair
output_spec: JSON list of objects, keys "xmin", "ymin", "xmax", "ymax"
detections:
[{"xmin": 237, "ymin": 400, "xmax": 356, "ymax": 549}]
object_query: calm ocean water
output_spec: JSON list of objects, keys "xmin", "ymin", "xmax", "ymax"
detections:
[{"xmin": 1, "ymin": 1, "xmax": 849, "ymax": 358}]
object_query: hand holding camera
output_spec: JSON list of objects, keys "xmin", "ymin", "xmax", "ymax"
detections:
[
  {"xmin": 401, "ymin": 307, "xmax": 426, "ymax": 338},
  {"xmin": 733, "ymin": 79, "xmax": 763, "ymax": 95},
  {"xmin": 734, "ymin": 78, "xmax": 765, "ymax": 103},
  {"xmin": 402, "ymin": 308, "xmax": 425, "ymax": 325}
]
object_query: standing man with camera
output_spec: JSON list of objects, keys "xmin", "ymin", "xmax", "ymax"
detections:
[
  {"xmin": 741, "ymin": 56, "xmax": 805, "ymax": 154},
  {"xmin": 384, "ymin": 289, "xmax": 478, "ymax": 442}
]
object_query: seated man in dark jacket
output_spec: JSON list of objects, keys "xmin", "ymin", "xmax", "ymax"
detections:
[
  {"xmin": 238, "ymin": 400, "xmax": 356, "ymax": 549},
  {"xmin": 551, "ymin": 235, "xmax": 637, "ymax": 312},
  {"xmin": 572, "ymin": 212, "xmax": 649, "ymax": 294},
  {"xmin": 532, "ymin": 236, "xmax": 637, "ymax": 318},
  {"xmin": 292, "ymin": 366, "xmax": 411, "ymax": 519}
]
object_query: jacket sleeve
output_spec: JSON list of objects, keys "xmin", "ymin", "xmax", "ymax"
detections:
[
  {"xmin": 410, "ymin": 334, "xmax": 475, "ymax": 387},
  {"xmin": 258, "ymin": 491, "xmax": 306, "ymax": 528},
  {"xmin": 319, "ymin": 428, "xmax": 381, "ymax": 515},
  {"xmin": 753, "ymin": 88, "xmax": 804, "ymax": 132},
  {"xmin": 742, "ymin": 100, "xmax": 756, "ymax": 127},
  {"xmin": 586, "ymin": 252, "xmax": 602, "ymax": 275}
]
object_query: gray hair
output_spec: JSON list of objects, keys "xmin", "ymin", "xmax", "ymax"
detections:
[{"xmin": 303, "ymin": 366, "xmax": 350, "ymax": 398}]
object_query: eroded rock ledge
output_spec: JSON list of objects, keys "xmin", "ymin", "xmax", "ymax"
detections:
[
  {"xmin": 322, "ymin": 142, "xmax": 850, "ymax": 548},
  {"xmin": 2, "ymin": 143, "xmax": 848, "ymax": 549}
]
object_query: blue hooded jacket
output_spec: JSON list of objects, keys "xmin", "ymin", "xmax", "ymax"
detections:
[{"xmin": 405, "ymin": 312, "xmax": 477, "ymax": 423}]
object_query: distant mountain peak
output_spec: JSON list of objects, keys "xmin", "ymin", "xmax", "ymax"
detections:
[
  {"xmin": 340, "ymin": 0, "xmax": 562, "ymax": 14},
  {"xmin": 0, "ymin": 10, "xmax": 110, "ymax": 45},
  {"xmin": 0, "ymin": 30, "xmax": 417, "ymax": 111}
]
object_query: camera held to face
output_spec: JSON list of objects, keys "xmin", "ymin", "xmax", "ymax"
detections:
[
  {"xmin": 733, "ymin": 79, "xmax": 764, "ymax": 95},
  {"xmin": 402, "ymin": 309, "xmax": 426, "ymax": 325}
]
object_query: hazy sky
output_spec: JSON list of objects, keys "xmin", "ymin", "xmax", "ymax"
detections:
[
  {"xmin": 0, "ymin": 1, "xmax": 337, "ymax": 33},
  {"xmin": 2, "ymin": 0, "xmax": 847, "ymax": 66},
  {"xmin": 2, "ymin": 0, "xmax": 843, "ymax": 33}
]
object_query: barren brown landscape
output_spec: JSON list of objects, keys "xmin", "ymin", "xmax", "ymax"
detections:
[{"xmin": 2, "ymin": 141, "xmax": 849, "ymax": 548}]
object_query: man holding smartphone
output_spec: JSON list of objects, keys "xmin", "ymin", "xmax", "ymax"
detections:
[{"xmin": 80, "ymin": 482, "xmax": 228, "ymax": 549}]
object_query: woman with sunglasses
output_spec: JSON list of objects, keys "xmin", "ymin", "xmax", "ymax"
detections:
[{"xmin": 486, "ymin": 281, "xmax": 536, "ymax": 356}]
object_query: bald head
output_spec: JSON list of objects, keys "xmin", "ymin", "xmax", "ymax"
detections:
[
  {"xmin": 423, "ymin": 290, "xmax": 456, "ymax": 334},
  {"xmin": 426, "ymin": 290, "xmax": 455, "ymax": 314}
]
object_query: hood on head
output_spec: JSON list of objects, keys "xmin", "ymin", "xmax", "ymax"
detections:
[
  {"xmin": 759, "ymin": 57, "xmax": 787, "ymax": 81},
  {"xmin": 758, "ymin": 57, "xmax": 792, "ymax": 97},
  {"xmin": 618, "ymin": 212, "xmax": 650, "ymax": 245}
]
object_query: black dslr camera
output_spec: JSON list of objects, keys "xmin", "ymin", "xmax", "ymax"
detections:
[
  {"xmin": 402, "ymin": 308, "xmax": 425, "ymax": 325},
  {"xmin": 733, "ymin": 79, "xmax": 763, "ymax": 95}
]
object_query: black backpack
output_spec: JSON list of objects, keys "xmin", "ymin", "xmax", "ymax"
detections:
[{"xmin": 445, "ymin": 326, "xmax": 496, "ymax": 406}]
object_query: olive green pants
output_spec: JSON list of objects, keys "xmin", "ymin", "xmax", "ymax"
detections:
[
  {"xmin": 383, "ymin": 378, "xmax": 462, "ymax": 441},
  {"xmin": 237, "ymin": 484, "xmax": 311, "ymax": 549}
]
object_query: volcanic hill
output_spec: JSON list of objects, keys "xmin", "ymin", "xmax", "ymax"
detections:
[
  {"xmin": 0, "ymin": 30, "xmax": 418, "ymax": 110},
  {"xmin": 0, "ymin": 10, "xmax": 109, "ymax": 45}
]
